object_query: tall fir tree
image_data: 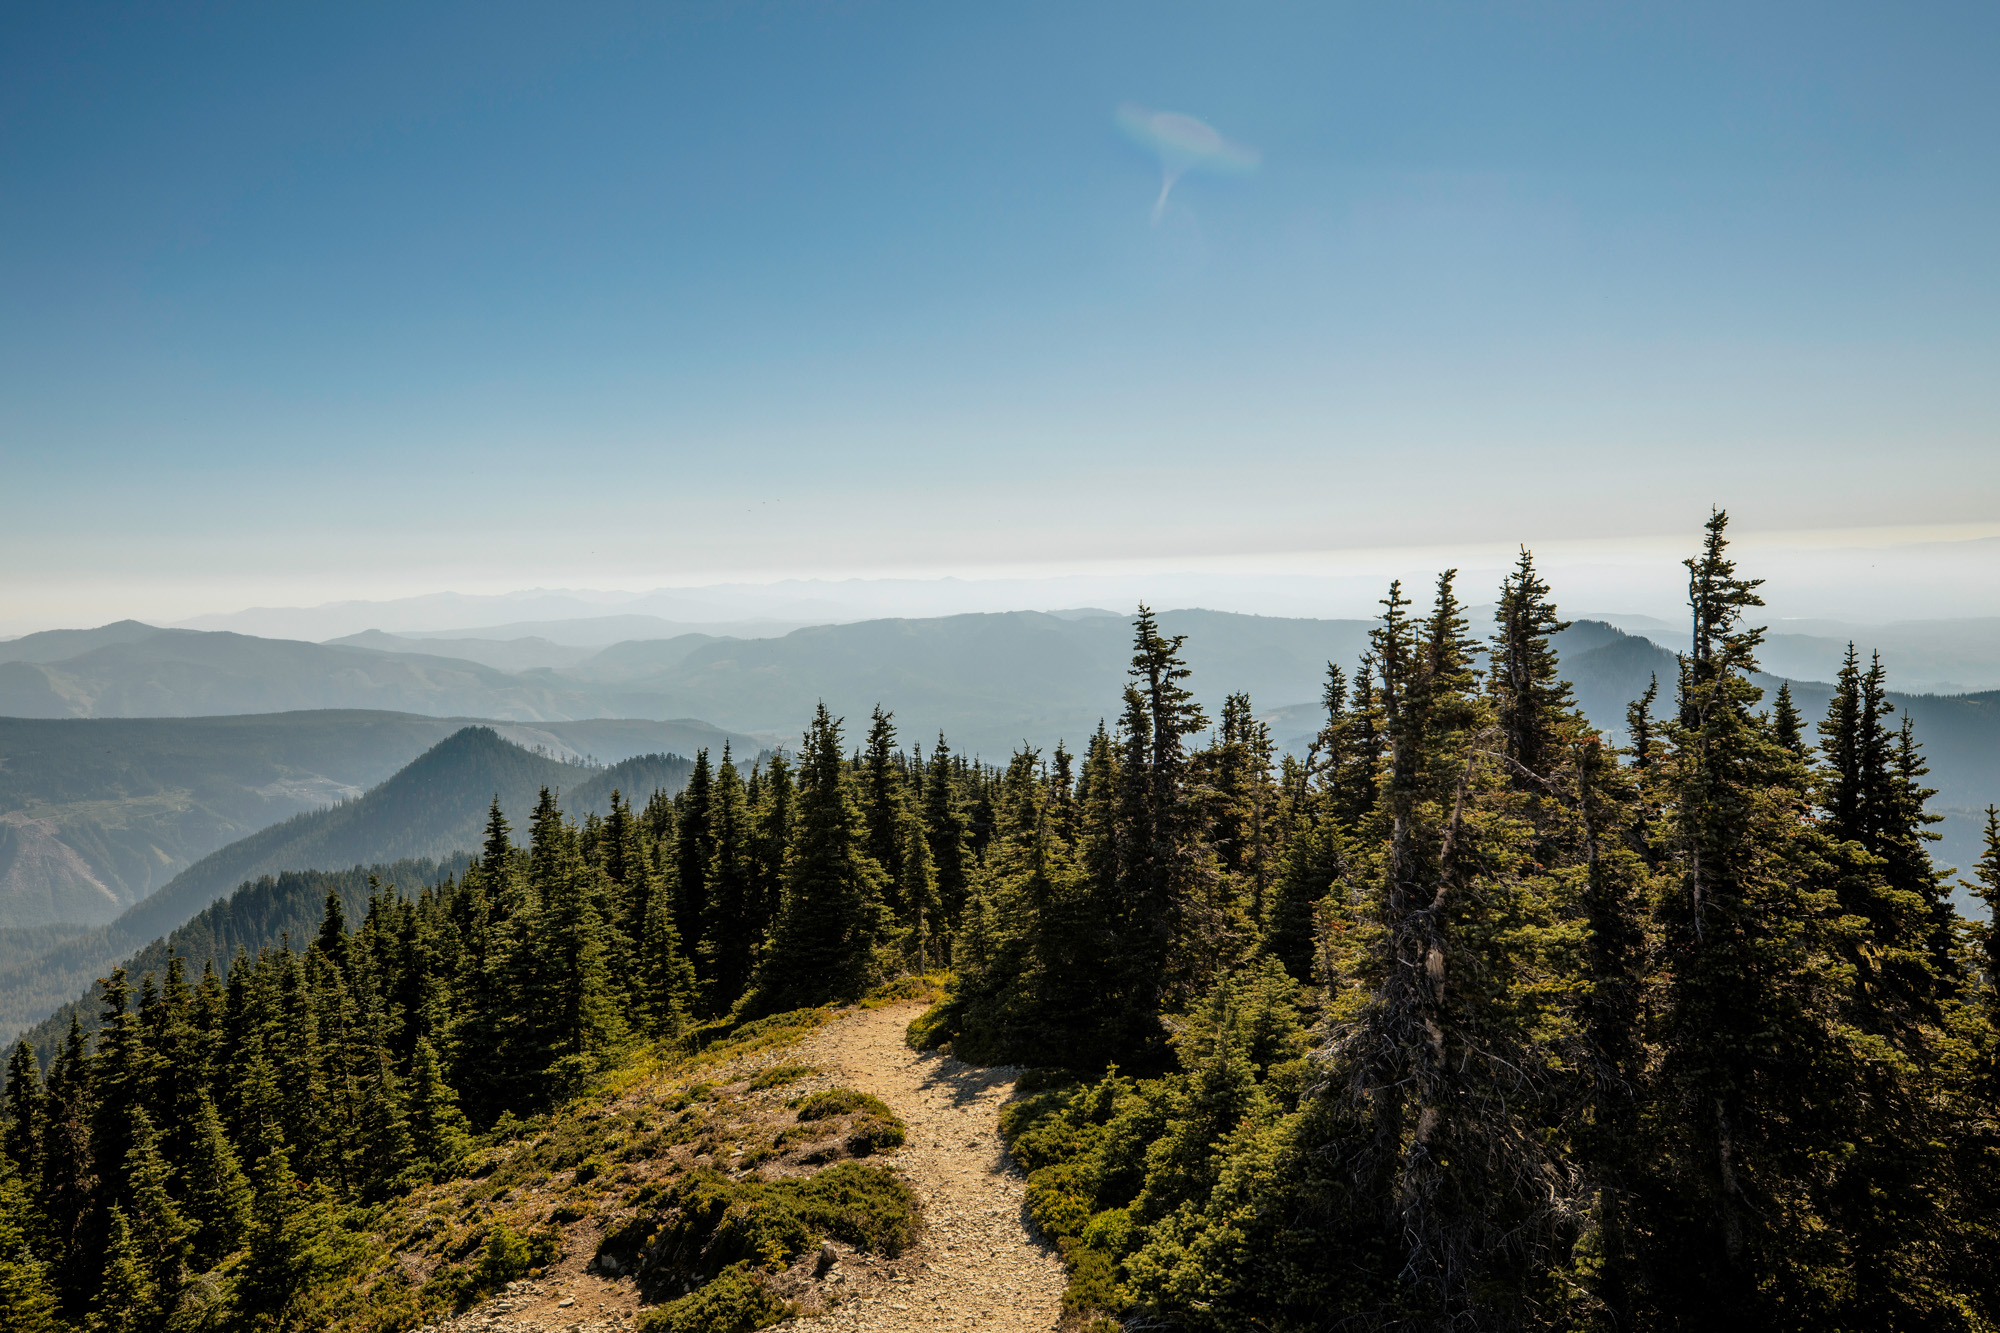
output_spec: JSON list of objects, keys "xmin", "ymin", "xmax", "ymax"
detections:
[{"xmin": 751, "ymin": 706, "xmax": 892, "ymax": 1011}]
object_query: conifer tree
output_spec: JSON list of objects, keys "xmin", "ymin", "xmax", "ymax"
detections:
[
  {"xmin": 1109, "ymin": 606, "xmax": 1214, "ymax": 1036},
  {"xmin": 636, "ymin": 877, "xmax": 698, "ymax": 1038},
  {"xmin": 121, "ymin": 1108, "xmax": 192, "ymax": 1308},
  {"xmin": 181, "ymin": 1092, "xmax": 251, "ymax": 1269},
  {"xmin": 676, "ymin": 751, "xmax": 717, "ymax": 976},
  {"xmin": 862, "ymin": 707, "xmax": 906, "ymax": 913},
  {"xmin": 700, "ymin": 746, "xmax": 758, "ymax": 1012},
  {"xmin": 898, "ymin": 793, "xmax": 942, "ymax": 972},
  {"xmin": 3, "ymin": 1039, "xmax": 38, "ymax": 1185},
  {"xmin": 85, "ymin": 1206, "xmax": 150, "ymax": 1333},
  {"xmin": 0, "ymin": 1149, "xmax": 60, "ymax": 1332},
  {"xmin": 1971, "ymin": 806, "xmax": 2000, "ymax": 1001},
  {"xmin": 1642, "ymin": 509, "xmax": 1864, "ymax": 1323},
  {"xmin": 749, "ymin": 750, "xmax": 795, "ymax": 945},
  {"xmin": 1769, "ymin": 680, "xmax": 1806, "ymax": 759},
  {"xmin": 406, "ymin": 1037, "xmax": 471, "ymax": 1180},
  {"xmin": 240, "ymin": 1149, "xmax": 352, "ymax": 1329},
  {"xmin": 751, "ymin": 705, "xmax": 892, "ymax": 1010},
  {"xmin": 36, "ymin": 1014, "xmax": 96, "ymax": 1300},
  {"xmin": 922, "ymin": 734, "xmax": 971, "ymax": 934}
]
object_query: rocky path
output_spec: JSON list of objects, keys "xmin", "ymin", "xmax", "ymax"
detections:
[{"xmin": 786, "ymin": 1001, "xmax": 1065, "ymax": 1333}]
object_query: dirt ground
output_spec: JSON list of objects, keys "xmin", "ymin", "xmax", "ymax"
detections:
[
  {"xmin": 785, "ymin": 1000, "xmax": 1065, "ymax": 1333},
  {"xmin": 407, "ymin": 1000, "xmax": 1064, "ymax": 1333}
]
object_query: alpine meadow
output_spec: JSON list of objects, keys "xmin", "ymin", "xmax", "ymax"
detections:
[{"xmin": 3, "ymin": 513, "xmax": 1998, "ymax": 1332}]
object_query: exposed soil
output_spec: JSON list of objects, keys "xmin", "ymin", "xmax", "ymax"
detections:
[
  {"xmin": 785, "ymin": 1001, "xmax": 1065, "ymax": 1333},
  {"xmin": 407, "ymin": 1001, "xmax": 1063, "ymax": 1333}
]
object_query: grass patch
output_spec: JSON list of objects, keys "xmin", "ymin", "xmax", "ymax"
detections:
[
  {"xmin": 746, "ymin": 1061, "xmax": 816, "ymax": 1091},
  {"xmin": 790, "ymin": 1087, "xmax": 906, "ymax": 1155},
  {"xmin": 600, "ymin": 1160, "xmax": 917, "ymax": 1318},
  {"xmin": 637, "ymin": 1261, "xmax": 792, "ymax": 1333}
]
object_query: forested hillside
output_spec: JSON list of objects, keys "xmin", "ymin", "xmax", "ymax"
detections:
[
  {"xmin": 3, "ymin": 513, "xmax": 1998, "ymax": 1331},
  {"xmin": 0, "ymin": 711, "xmax": 755, "ymax": 930},
  {"xmin": 0, "ymin": 734, "xmax": 700, "ymax": 1043}
]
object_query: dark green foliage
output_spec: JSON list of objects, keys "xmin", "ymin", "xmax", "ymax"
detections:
[
  {"xmin": 749, "ymin": 706, "xmax": 892, "ymax": 1012},
  {"xmin": 15, "ymin": 518, "xmax": 2000, "ymax": 1332},
  {"xmin": 606, "ymin": 1161, "xmax": 915, "ymax": 1314},
  {"xmin": 638, "ymin": 1262, "xmax": 791, "ymax": 1333}
]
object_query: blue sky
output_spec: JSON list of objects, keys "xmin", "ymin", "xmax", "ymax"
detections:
[{"xmin": 3, "ymin": 1, "xmax": 1997, "ymax": 626}]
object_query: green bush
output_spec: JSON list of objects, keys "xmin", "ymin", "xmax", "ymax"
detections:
[
  {"xmin": 790, "ymin": 1088, "xmax": 889, "ymax": 1121},
  {"xmin": 597, "ymin": 1162, "xmax": 917, "ymax": 1301},
  {"xmin": 786, "ymin": 1162, "xmax": 919, "ymax": 1254},
  {"xmin": 638, "ymin": 1262, "xmax": 791, "ymax": 1333},
  {"xmin": 746, "ymin": 1062, "xmax": 816, "ymax": 1091},
  {"xmin": 844, "ymin": 1114, "xmax": 906, "ymax": 1156},
  {"xmin": 905, "ymin": 996, "xmax": 961, "ymax": 1051}
]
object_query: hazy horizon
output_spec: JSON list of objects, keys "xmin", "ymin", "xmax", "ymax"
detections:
[{"xmin": 5, "ymin": 2, "xmax": 1996, "ymax": 626}]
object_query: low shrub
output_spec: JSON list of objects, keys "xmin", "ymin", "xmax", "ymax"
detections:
[
  {"xmin": 790, "ymin": 1088, "xmax": 887, "ymax": 1121},
  {"xmin": 746, "ymin": 1062, "xmax": 816, "ymax": 1091},
  {"xmin": 638, "ymin": 1262, "xmax": 791, "ymax": 1333}
]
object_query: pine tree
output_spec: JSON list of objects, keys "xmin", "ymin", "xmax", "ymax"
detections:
[
  {"xmin": 182, "ymin": 1091, "xmax": 251, "ymax": 1269},
  {"xmin": 1641, "ymin": 509, "xmax": 1862, "ymax": 1324},
  {"xmin": 898, "ymin": 793, "xmax": 942, "ymax": 972},
  {"xmin": 405, "ymin": 1037, "xmax": 471, "ymax": 1180},
  {"xmin": 699, "ymin": 746, "xmax": 759, "ymax": 1013},
  {"xmin": 239, "ymin": 1149, "xmax": 353, "ymax": 1329},
  {"xmin": 922, "ymin": 734, "xmax": 971, "ymax": 936},
  {"xmin": 862, "ymin": 707, "xmax": 906, "ymax": 914},
  {"xmin": 3, "ymin": 1040, "xmax": 39, "ymax": 1186},
  {"xmin": 121, "ymin": 1108, "xmax": 192, "ymax": 1307},
  {"xmin": 637, "ymin": 874, "xmax": 698, "ymax": 1038},
  {"xmin": 749, "ymin": 750, "xmax": 795, "ymax": 948},
  {"xmin": 0, "ymin": 1149, "xmax": 60, "ymax": 1333},
  {"xmin": 533, "ymin": 835, "xmax": 628, "ymax": 1097},
  {"xmin": 1971, "ymin": 806, "xmax": 2000, "ymax": 1004},
  {"xmin": 751, "ymin": 705, "xmax": 892, "ymax": 1011},
  {"xmin": 1108, "ymin": 606, "xmax": 1215, "ymax": 1037},
  {"xmin": 85, "ymin": 1206, "xmax": 151, "ymax": 1333},
  {"xmin": 37, "ymin": 1014, "xmax": 96, "ymax": 1300},
  {"xmin": 676, "ymin": 751, "xmax": 717, "ymax": 978}
]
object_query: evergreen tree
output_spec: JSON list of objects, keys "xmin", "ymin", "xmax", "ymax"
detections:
[
  {"xmin": 0, "ymin": 1150, "xmax": 60, "ymax": 1333},
  {"xmin": 406, "ymin": 1037, "xmax": 471, "ymax": 1180},
  {"xmin": 898, "ymin": 793, "xmax": 942, "ymax": 972},
  {"xmin": 121, "ymin": 1108, "xmax": 192, "ymax": 1308},
  {"xmin": 1108, "ymin": 606, "xmax": 1214, "ymax": 1040},
  {"xmin": 862, "ymin": 706, "xmax": 906, "ymax": 914},
  {"xmin": 1641, "ymin": 509, "xmax": 1863, "ymax": 1324},
  {"xmin": 1971, "ymin": 806, "xmax": 2000, "ymax": 1001},
  {"xmin": 181, "ymin": 1092, "xmax": 251, "ymax": 1269},
  {"xmin": 3, "ymin": 1039, "xmax": 39, "ymax": 1185},
  {"xmin": 85, "ymin": 1206, "xmax": 150, "ymax": 1333},
  {"xmin": 37, "ymin": 1014, "xmax": 97, "ymax": 1301},
  {"xmin": 751, "ymin": 705, "xmax": 892, "ymax": 1010},
  {"xmin": 239, "ymin": 1149, "xmax": 353, "ymax": 1330},
  {"xmin": 922, "ymin": 734, "xmax": 972, "ymax": 935},
  {"xmin": 676, "ymin": 750, "xmax": 717, "ymax": 977},
  {"xmin": 699, "ymin": 746, "xmax": 759, "ymax": 1013},
  {"xmin": 636, "ymin": 875, "xmax": 698, "ymax": 1038}
]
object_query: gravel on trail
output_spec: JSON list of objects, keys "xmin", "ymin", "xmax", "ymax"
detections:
[
  {"xmin": 408, "ymin": 1000, "xmax": 1065, "ymax": 1333},
  {"xmin": 786, "ymin": 1000, "xmax": 1066, "ymax": 1333}
]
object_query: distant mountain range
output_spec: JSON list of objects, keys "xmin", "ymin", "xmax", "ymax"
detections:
[
  {"xmin": 0, "ymin": 727, "xmax": 700, "ymax": 1043},
  {"xmin": 0, "ymin": 710, "xmax": 756, "ymax": 930},
  {"xmin": 6, "ymin": 610, "xmax": 1999, "ymax": 925}
]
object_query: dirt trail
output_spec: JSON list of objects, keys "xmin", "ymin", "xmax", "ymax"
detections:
[{"xmin": 786, "ymin": 1001, "xmax": 1065, "ymax": 1333}]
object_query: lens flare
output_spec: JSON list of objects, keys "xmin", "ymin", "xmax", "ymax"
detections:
[{"xmin": 1115, "ymin": 102, "xmax": 1261, "ymax": 221}]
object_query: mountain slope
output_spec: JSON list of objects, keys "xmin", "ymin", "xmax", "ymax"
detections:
[
  {"xmin": 0, "ymin": 729, "xmax": 703, "ymax": 1042},
  {"xmin": 0, "ymin": 711, "xmax": 757, "ymax": 928}
]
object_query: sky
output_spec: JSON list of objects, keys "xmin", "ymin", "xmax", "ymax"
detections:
[{"xmin": 3, "ymin": 1, "xmax": 1998, "ymax": 631}]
